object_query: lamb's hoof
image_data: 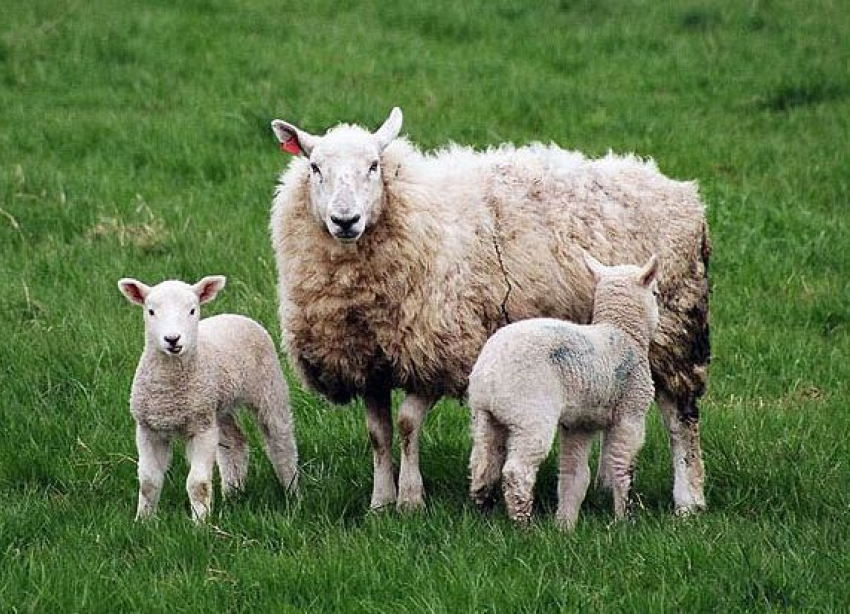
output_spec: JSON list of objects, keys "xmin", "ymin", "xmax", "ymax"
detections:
[
  {"xmin": 471, "ymin": 496, "xmax": 496, "ymax": 514},
  {"xmin": 368, "ymin": 499, "xmax": 396, "ymax": 513},
  {"xmin": 508, "ymin": 511, "xmax": 533, "ymax": 528},
  {"xmin": 674, "ymin": 502, "xmax": 707, "ymax": 517},
  {"xmin": 555, "ymin": 516, "xmax": 578, "ymax": 532},
  {"xmin": 396, "ymin": 497, "xmax": 426, "ymax": 513}
]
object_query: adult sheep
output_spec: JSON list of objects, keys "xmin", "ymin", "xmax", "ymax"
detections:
[{"xmin": 270, "ymin": 107, "xmax": 710, "ymax": 514}]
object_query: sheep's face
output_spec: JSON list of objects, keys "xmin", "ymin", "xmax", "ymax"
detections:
[
  {"xmin": 118, "ymin": 276, "xmax": 226, "ymax": 358},
  {"xmin": 272, "ymin": 108, "xmax": 403, "ymax": 244},
  {"xmin": 306, "ymin": 133, "xmax": 383, "ymax": 242}
]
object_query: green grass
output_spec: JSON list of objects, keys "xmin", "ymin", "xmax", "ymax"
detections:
[{"xmin": 2, "ymin": 0, "xmax": 849, "ymax": 611}]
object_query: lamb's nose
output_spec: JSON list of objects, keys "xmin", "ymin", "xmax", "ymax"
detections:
[
  {"xmin": 330, "ymin": 214, "xmax": 361, "ymax": 231},
  {"xmin": 164, "ymin": 334, "xmax": 181, "ymax": 346}
]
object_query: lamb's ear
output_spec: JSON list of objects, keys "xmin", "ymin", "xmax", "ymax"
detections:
[
  {"xmin": 373, "ymin": 107, "xmax": 403, "ymax": 151},
  {"xmin": 639, "ymin": 254, "xmax": 660, "ymax": 287},
  {"xmin": 118, "ymin": 278, "xmax": 150, "ymax": 306},
  {"xmin": 271, "ymin": 119, "xmax": 318, "ymax": 156},
  {"xmin": 193, "ymin": 276, "xmax": 226, "ymax": 305},
  {"xmin": 582, "ymin": 251, "xmax": 607, "ymax": 281}
]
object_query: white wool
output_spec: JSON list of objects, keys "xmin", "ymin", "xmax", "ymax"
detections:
[
  {"xmin": 119, "ymin": 276, "xmax": 298, "ymax": 522},
  {"xmin": 467, "ymin": 254, "xmax": 659, "ymax": 529},
  {"xmin": 270, "ymin": 107, "xmax": 710, "ymax": 514}
]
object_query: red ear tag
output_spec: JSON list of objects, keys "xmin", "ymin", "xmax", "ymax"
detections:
[{"xmin": 281, "ymin": 137, "xmax": 302, "ymax": 155}]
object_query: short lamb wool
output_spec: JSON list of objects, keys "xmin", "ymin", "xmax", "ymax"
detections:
[
  {"xmin": 467, "ymin": 253, "xmax": 660, "ymax": 529},
  {"xmin": 118, "ymin": 276, "xmax": 298, "ymax": 522}
]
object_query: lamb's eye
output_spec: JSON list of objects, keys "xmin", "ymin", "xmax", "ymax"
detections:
[
  {"xmin": 368, "ymin": 160, "xmax": 379, "ymax": 173},
  {"xmin": 310, "ymin": 162, "xmax": 322, "ymax": 176},
  {"xmin": 190, "ymin": 308, "xmax": 196, "ymax": 316},
  {"xmin": 148, "ymin": 309, "xmax": 155, "ymax": 316}
]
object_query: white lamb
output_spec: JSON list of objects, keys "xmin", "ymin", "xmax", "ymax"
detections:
[
  {"xmin": 270, "ymin": 107, "xmax": 710, "ymax": 514},
  {"xmin": 118, "ymin": 275, "xmax": 298, "ymax": 521},
  {"xmin": 467, "ymin": 253, "xmax": 659, "ymax": 529}
]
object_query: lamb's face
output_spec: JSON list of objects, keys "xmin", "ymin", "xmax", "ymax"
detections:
[
  {"xmin": 306, "ymin": 131, "xmax": 384, "ymax": 243},
  {"xmin": 272, "ymin": 107, "xmax": 403, "ymax": 244},
  {"xmin": 118, "ymin": 276, "xmax": 226, "ymax": 358},
  {"xmin": 142, "ymin": 282, "xmax": 202, "ymax": 357}
]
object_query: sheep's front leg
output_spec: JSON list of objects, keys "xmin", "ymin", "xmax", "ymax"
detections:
[
  {"xmin": 185, "ymin": 427, "xmax": 218, "ymax": 522},
  {"xmin": 397, "ymin": 393, "xmax": 437, "ymax": 512},
  {"xmin": 135, "ymin": 423, "xmax": 172, "ymax": 521},
  {"xmin": 364, "ymin": 387, "xmax": 396, "ymax": 511}
]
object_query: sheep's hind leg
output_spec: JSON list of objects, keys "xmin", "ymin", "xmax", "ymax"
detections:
[
  {"xmin": 217, "ymin": 413, "xmax": 249, "ymax": 497},
  {"xmin": 135, "ymin": 423, "xmax": 172, "ymax": 521},
  {"xmin": 254, "ymin": 381, "xmax": 299, "ymax": 494},
  {"xmin": 595, "ymin": 431, "xmax": 614, "ymax": 493},
  {"xmin": 186, "ymin": 427, "xmax": 218, "ymax": 522},
  {"xmin": 397, "ymin": 393, "xmax": 437, "ymax": 512},
  {"xmin": 602, "ymin": 416, "xmax": 646, "ymax": 522},
  {"xmin": 469, "ymin": 409, "xmax": 507, "ymax": 510},
  {"xmin": 364, "ymin": 387, "xmax": 396, "ymax": 511},
  {"xmin": 502, "ymin": 419, "xmax": 558, "ymax": 524},
  {"xmin": 556, "ymin": 427, "xmax": 594, "ymax": 531},
  {"xmin": 657, "ymin": 391, "xmax": 706, "ymax": 515}
]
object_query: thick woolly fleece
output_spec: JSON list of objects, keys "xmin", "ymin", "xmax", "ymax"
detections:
[
  {"xmin": 272, "ymin": 137, "xmax": 708, "ymax": 404},
  {"xmin": 129, "ymin": 313, "xmax": 298, "ymax": 520},
  {"xmin": 467, "ymin": 257, "xmax": 658, "ymax": 529},
  {"xmin": 271, "ymin": 124, "xmax": 710, "ymax": 512}
]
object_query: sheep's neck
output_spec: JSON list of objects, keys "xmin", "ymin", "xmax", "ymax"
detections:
[
  {"xmin": 143, "ymin": 347, "xmax": 202, "ymax": 380},
  {"xmin": 590, "ymin": 306, "xmax": 652, "ymax": 352}
]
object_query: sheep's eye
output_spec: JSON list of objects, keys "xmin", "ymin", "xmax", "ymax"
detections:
[
  {"xmin": 310, "ymin": 162, "xmax": 321, "ymax": 176},
  {"xmin": 148, "ymin": 308, "xmax": 155, "ymax": 316},
  {"xmin": 190, "ymin": 308, "xmax": 196, "ymax": 316},
  {"xmin": 368, "ymin": 160, "xmax": 379, "ymax": 173}
]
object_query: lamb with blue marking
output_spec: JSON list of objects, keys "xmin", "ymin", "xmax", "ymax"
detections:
[
  {"xmin": 118, "ymin": 275, "xmax": 298, "ymax": 522},
  {"xmin": 467, "ymin": 253, "xmax": 660, "ymax": 529}
]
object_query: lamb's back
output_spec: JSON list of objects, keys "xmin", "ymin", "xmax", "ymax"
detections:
[{"xmin": 469, "ymin": 319, "xmax": 641, "ymax": 426}]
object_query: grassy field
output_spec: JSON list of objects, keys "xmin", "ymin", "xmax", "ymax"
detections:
[{"xmin": 2, "ymin": 0, "xmax": 849, "ymax": 611}]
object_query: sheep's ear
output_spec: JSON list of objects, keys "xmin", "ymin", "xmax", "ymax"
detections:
[
  {"xmin": 582, "ymin": 251, "xmax": 607, "ymax": 281},
  {"xmin": 373, "ymin": 107, "xmax": 403, "ymax": 151},
  {"xmin": 639, "ymin": 254, "xmax": 660, "ymax": 287},
  {"xmin": 271, "ymin": 119, "xmax": 318, "ymax": 156},
  {"xmin": 193, "ymin": 276, "xmax": 226, "ymax": 305},
  {"xmin": 118, "ymin": 278, "xmax": 150, "ymax": 306}
]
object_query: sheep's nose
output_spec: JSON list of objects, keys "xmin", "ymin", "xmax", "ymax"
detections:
[
  {"xmin": 330, "ymin": 214, "xmax": 361, "ymax": 231},
  {"xmin": 164, "ymin": 334, "xmax": 181, "ymax": 346}
]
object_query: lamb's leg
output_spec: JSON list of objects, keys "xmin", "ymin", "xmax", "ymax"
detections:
[
  {"xmin": 364, "ymin": 387, "xmax": 396, "ymax": 511},
  {"xmin": 595, "ymin": 432, "xmax": 613, "ymax": 493},
  {"xmin": 602, "ymin": 416, "xmax": 646, "ymax": 522},
  {"xmin": 217, "ymin": 413, "xmax": 249, "ymax": 496},
  {"xmin": 469, "ymin": 409, "xmax": 507, "ymax": 510},
  {"xmin": 657, "ymin": 391, "xmax": 706, "ymax": 515},
  {"xmin": 185, "ymin": 427, "xmax": 218, "ymax": 523},
  {"xmin": 397, "ymin": 393, "xmax": 437, "ymax": 512},
  {"xmin": 501, "ymin": 420, "xmax": 558, "ymax": 524},
  {"xmin": 135, "ymin": 423, "xmax": 172, "ymax": 521},
  {"xmin": 253, "ymin": 380, "xmax": 299, "ymax": 493},
  {"xmin": 555, "ymin": 427, "xmax": 594, "ymax": 531}
]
